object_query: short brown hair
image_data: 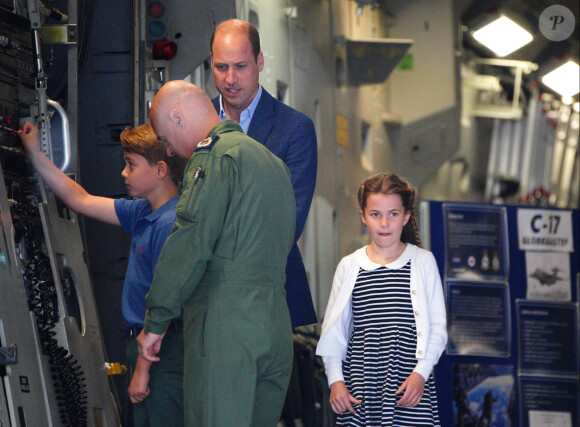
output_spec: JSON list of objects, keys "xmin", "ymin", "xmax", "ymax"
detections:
[
  {"xmin": 120, "ymin": 123, "xmax": 186, "ymax": 184},
  {"xmin": 210, "ymin": 19, "xmax": 261, "ymax": 63}
]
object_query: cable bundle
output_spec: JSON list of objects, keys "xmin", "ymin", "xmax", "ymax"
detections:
[{"xmin": 12, "ymin": 198, "xmax": 88, "ymax": 426}]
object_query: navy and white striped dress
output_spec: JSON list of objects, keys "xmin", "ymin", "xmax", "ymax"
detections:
[{"xmin": 337, "ymin": 248, "xmax": 440, "ymax": 426}]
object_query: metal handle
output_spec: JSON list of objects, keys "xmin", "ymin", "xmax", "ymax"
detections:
[{"xmin": 47, "ymin": 99, "xmax": 71, "ymax": 172}]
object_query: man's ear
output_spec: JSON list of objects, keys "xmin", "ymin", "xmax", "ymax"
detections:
[
  {"xmin": 257, "ymin": 51, "xmax": 264, "ymax": 72},
  {"xmin": 169, "ymin": 109, "xmax": 183, "ymax": 129}
]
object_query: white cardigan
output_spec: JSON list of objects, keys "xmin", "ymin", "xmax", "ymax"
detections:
[{"xmin": 316, "ymin": 244, "xmax": 447, "ymax": 385}]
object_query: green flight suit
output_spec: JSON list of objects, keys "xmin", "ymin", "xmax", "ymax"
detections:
[{"xmin": 144, "ymin": 120, "xmax": 295, "ymax": 426}]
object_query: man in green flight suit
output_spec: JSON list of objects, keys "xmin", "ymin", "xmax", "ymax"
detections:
[{"xmin": 137, "ymin": 80, "xmax": 295, "ymax": 426}]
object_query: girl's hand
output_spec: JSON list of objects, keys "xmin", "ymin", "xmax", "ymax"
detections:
[
  {"xmin": 330, "ymin": 381, "xmax": 362, "ymax": 414},
  {"xmin": 395, "ymin": 372, "xmax": 425, "ymax": 407}
]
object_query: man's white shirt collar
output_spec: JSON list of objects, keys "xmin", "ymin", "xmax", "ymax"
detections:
[{"xmin": 218, "ymin": 85, "xmax": 263, "ymax": 134}]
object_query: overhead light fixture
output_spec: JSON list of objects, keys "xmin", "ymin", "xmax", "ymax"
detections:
[
  {"xmin": 472, "ymin": 15, "xmax": 533, "ymax": 57},
  {"xmin": 541, "ymin": 60, "xmax": 580, "ymax": 98},
  {"xmin": 561, "ymin": 96, "xmax": 574, "ymax": 105}
]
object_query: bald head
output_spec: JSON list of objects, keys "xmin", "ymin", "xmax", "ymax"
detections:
[
  {"xmin": 150, "ymin": 80, "xmax": 220, "ymax": 158},
  {"xmin": 211, "ymin": 19, "xmax": 261, "ymax": 61}
]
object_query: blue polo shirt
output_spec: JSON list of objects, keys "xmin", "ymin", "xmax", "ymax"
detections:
[{"xmin": 114, "ymin": 196, "xmax": 179, "ymax": 328}]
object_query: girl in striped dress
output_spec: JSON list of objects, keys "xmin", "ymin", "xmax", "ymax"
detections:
[{"xmin": 316, "ymin": 173, "xmax": 447, "ymax": 426}]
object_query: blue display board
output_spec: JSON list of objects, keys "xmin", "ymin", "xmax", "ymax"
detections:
[
  {"xmin": 446, "ymin": 281, "xmax": 510, "ymax": 357},
  {"xmin": 516, "ymin": 300, "xmax": 578, "ymax": 376},
  {"xmin": 443, "ymin": 204, "xmax": 509, "ymax": 281},
  {"xmin": 423, "ymin": 201, "xmax": 579, "ymax": 427},
  {"xmin": 519, "ymin": 376, "xmax": 578, "ymax": 427}
]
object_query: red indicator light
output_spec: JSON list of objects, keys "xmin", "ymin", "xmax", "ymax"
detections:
[{"xmin": 148, "ymin": 2, "xmax": 165, "ymax": 18}]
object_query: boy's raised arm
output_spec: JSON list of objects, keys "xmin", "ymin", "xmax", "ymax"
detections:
[{"xmin": 19, "ymin": 121, "xmax": 119, "ymax": 226}]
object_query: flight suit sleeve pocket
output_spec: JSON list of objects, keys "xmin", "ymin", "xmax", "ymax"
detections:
[{"xmin": 211, "ymin": 157, "xmax": 239, "ymax": 260}]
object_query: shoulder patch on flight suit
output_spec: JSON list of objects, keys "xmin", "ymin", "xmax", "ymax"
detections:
[{"xmin": 195, "ymin": 135, "xmax": 220, "ymax": 151}]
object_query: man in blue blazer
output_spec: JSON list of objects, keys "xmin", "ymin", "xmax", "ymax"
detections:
[{"xmin": 210, "ymin": 19, "xmax": 317, "ymax": 327}]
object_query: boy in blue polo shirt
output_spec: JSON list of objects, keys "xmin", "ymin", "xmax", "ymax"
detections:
[{"xmin": 19, "ymin": 121, "xmax": 186, "ymax": 427}]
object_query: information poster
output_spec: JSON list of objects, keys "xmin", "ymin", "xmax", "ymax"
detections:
[
  {"xmin": 443, "ymin": 204, "xmax": 508, "ymax": 281},
  {"xmin": 516, "ymin": 300, "xmax": 579, "ymax": 375},
  {"xmin": 452, "ymin": 364, "xmax": 515, "ymax": 427},
  {"xmin": 446, "ymin": 281, "xmax": 510, "ymax": 356},
  {"xmin": 517, "ymin": 208, "xmax": 574, "ymax": 252},
  {"xmin": 519, "ymin": 376, "xmax": 578, "ymax": 427}
]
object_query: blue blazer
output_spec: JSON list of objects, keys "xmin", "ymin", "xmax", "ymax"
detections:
[{"xmin": 212, "ymin": 89, "xmax": 318, "ymax": 326}]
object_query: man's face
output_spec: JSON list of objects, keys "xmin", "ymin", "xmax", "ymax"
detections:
[{"xmin": 211, "ymin": 31, "xmax": 263, "ymax": 118}]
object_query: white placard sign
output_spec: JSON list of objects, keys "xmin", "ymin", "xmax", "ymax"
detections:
[
  {"xmin": 529, "ymin": 410, "xmax": 572, "ymax": 427},
  {"xmin": 525, "ymin": 251, "xmax": 571, "ymax": 301},
  {"xmin": 518, "ymin": 209, "xmax": 574, "ymax": 252}
]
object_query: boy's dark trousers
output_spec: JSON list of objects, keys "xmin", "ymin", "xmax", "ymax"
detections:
[{"xmin": 126, "ymin": 325, "xmax": 184, "ymax": 427}]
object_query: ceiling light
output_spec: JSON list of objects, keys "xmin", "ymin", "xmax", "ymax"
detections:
[
  {"xmin": 542, "ymin": 61, "xmax": 580, "ymax": 98},
  {"xmin": 472, "ymin": 15, "xmax": 533, "ymax": 57},
  {"xmin": 561, "ymin": 96, "xmax": 573, "ymax": 105}
]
